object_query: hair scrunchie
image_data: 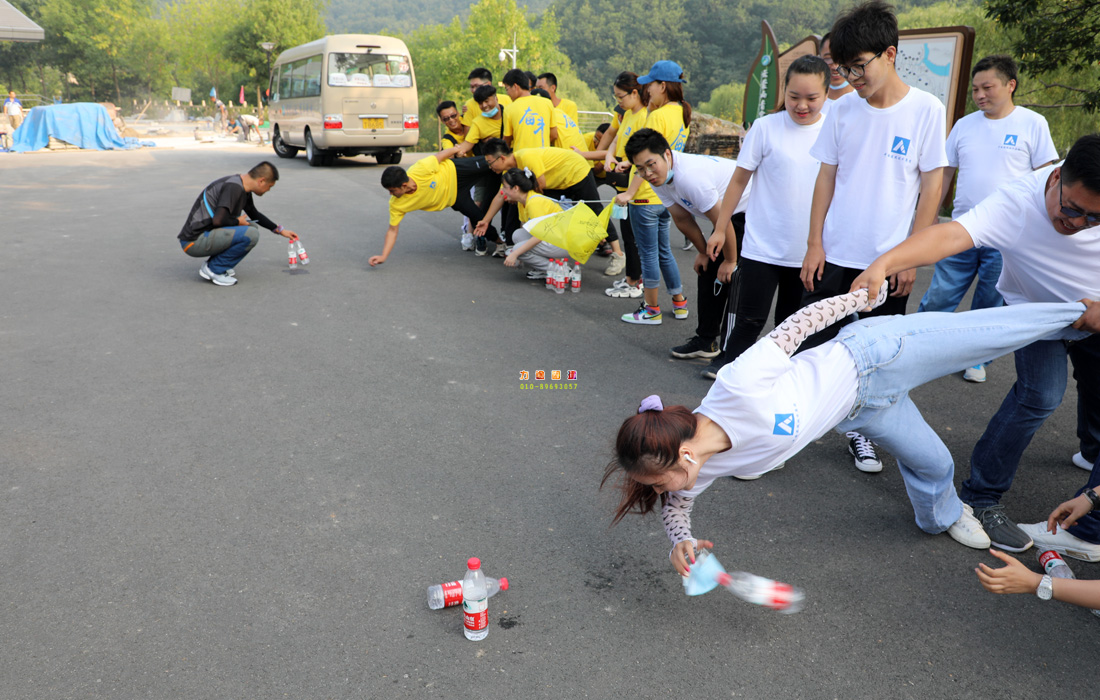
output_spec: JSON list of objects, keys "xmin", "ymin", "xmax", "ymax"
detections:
[
  {"xmin": 523, "ymin": 166, "xmax": 533, "ymax": 179},
  {"xmin": 638, "ymin": 394, "xmax": 664, "ymax": 413}
]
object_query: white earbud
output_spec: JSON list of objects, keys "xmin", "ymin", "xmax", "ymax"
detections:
[{"xmin": 683, "ymin": 454, "xmax": 698, "ymax": 465}]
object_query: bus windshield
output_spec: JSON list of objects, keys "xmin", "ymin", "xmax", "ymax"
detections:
[{"xmin": 328, "ymin": 53, "xmax": 412, "ymax": 88}]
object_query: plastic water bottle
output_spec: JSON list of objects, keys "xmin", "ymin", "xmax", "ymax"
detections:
[
  {"xmin": 1037, "ymin": 550, "xmax": 1100, "ymax": 617},
  {"xmin": 716, "ymin": 571, "xmax": 805, "ymax": 614},
  {"xmin": 1039, "ymin": 550, "xmax": 1075, "ymax": 579},
  {"xmin": 296, "ymin": 240, "xmax": 310, "ymax": 265},
  {"xmin": 546, "ymin": 260, "xmax": 557, "ymax": 291},
  {"xmin": 462, "ymin": 557, "xmax": 489, "ymax": 641},
  {"xmin": 555, "ymin": 259, "xmax": 567, "ymax": 294},
  {"xmin": 570, "ymin": 263, "xmax": 582, "ymax": 293},
  {"xmin": 427, "ymin": 575, "xmax": 508, "ymax": 610},
  {"xmin": 288, "ymin": 241, "xmax": 298, "ymax": 269}
]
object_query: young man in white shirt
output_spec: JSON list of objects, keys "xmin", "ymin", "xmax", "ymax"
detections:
[
  {"xmin": 624, "ymin": 128, "xmax": 750, "ymax": 360},
  {"xmin": 852, "ymin": 133, "xmax": 1100, "ymax": 554},
  {"xmin": 918, "ymin": 55, "xmax": 1059, "ymax": 383},
  {"xmin": 799, "ymin": 0, "xmax": 948, "ymax": 474}
]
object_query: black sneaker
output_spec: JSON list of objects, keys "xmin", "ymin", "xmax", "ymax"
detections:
[
  {"xmin": 846, "ymin": 432, "xmax": 883, "ymax": 473},
  {"xmin": 701, "ymin": 353, "xmax": 727, "ymax": 380},
  {"xmin": 474, "ymin": 236, "xmax": 488, "ymax": 256},
  {"xmin": 973, "ymin": 504, "xmax": 1034, "ymax": 552},
  {"xmin": 670, "ymin": 336, "xmax": 720, "ymax": 359}
]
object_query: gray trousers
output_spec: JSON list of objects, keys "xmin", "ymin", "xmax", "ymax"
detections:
[{"xmin": 512, "ymin": 229, "xmax": 569, "ymax": 272}]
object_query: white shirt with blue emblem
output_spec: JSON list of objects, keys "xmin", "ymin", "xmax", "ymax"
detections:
[
  {"xmin": 659, "ymin": 337, "xmax": 858, "ymax": 549},
  {"xmin": 651, "ymin": 151, "xmax": 750, "ymax": 220}
]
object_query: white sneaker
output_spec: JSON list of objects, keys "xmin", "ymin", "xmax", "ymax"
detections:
[
  {"xmin": 1018, "ymin": 522, "xmax": 1100, "ymax": 562},
  {"xmin": 963, "ymin": 364, "xmax": 987, "ymax": 383},
  {"xmin": 947, "ymin": 504, "xmax": 992, "ymax": 549},
  {"xmin": 199, "ymin": 263, "xmax": 237, "ymax": 286},
  {"xmin": 460, "ymin": 232, "xmax": 474, "ymax": 251},
  {"xmin": 604, "ymin": 252, "xmax": 626, "ymax": 276},
  {"xmin": 605, "ymin": 279, "xmax": 643, "ymax": 298},
  {"xmin": 1072, "ymin": 452, "xmax": 1094, "ymax": 471}
]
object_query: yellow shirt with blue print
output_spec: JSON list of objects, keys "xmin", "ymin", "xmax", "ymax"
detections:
[{"xmin": 388, "ymin": 156, "xmax": 457, "ymax": 226}]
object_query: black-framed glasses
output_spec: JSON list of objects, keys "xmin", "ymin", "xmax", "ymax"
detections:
[
  {"xmin": 836, "ymin": 51, "xmax": 883, "ymax": 80},
  {"xmin": 1059, "ymin": 179, "xmax": 1100, "ymax": 226}
]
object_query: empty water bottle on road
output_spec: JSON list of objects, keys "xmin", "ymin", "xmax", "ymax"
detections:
[
  {"xmin": 296, "ymin": 240, "xmax": 310, "ymax": 265},
  {"xmin": 462, "ymin": 557, "xmax": 489, "ymax": 641},
  {"xmin": 427, "ymin": 574, "xmax": 508, "ymax": 609},
  {"xmin": 570, "ymin": 264, "xmax": 582, "ymax": 293},
  {"xmin": 717, "ymin": 570, "xmax": 805, "ymax": 613},
  {"xmin": 546, "ymin": 260, "xmax": 556, "ymax": 291},
  {"xmin": 288, "ymin": 241, "xmax": 298, "ymax": 269}
]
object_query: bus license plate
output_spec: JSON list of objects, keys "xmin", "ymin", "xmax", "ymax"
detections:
[{"xmin": 362, "ymin": 118, "xmax": 384, "ymax": 129}]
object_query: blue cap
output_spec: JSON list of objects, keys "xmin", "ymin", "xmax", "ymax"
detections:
[{"xmin": 637, "ymin": 60, "xmax": 686, "ymax": 85}]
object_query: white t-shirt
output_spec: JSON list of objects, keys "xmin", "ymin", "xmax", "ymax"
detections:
[
  {"xmin": 946, "ymin": 107, "xmax": 1058, "ymax": 218},
  {"xmin": 957, "ymin": 164, "xmax": 1100, "ymax": 305},
  {"xmin": 652, "ymin": 152, "xmax": 750, "ymax": 220},
  {"xmin": 676, "ymin": 338, "xmax": 858, "ymax": 499},
  {"xmin": 810, "ymin": 87, "xmax": 948, "ymax": 268},
  {"xmin": 737, "ymin": 110, "xmax": 826, "ymax": 267}
]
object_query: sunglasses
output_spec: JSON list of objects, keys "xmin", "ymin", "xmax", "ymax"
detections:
[{"xmin": 1059, "ymin": 179, "xmax": 1100, "ymax": 226}]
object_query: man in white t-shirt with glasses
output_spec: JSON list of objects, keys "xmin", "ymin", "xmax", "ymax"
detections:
[
  {"xmin": 917, "ymin": 55, "xmax": 1058, "ymax": 384},
  {"xmin": 852, "ymin": 133, "xmax": 1100, "ymax": 554}
]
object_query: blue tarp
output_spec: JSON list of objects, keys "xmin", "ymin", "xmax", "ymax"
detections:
[{"xmin": 11, "ymin": 103, "xmax": 154, "ymax": 152}]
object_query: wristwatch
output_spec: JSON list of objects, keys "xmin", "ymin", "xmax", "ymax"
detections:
[
  {"xmin": 1086, "ymin": 488, "xmax": 1100, "ymax": 511},
  {"xmin": 1036, "ymin": 574, "xmax": 1054, "ymax": 601}
]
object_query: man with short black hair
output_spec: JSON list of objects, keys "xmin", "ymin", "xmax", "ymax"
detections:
[
  {"xmin": 502, "ymin": 68, "xmax": 557, "ymax": 150},
  {"xmin": 917, "ymin": 54, "xmax": 1058, "ymax": 384},
  {"xmin": 535, "ymin": 72, "xmax": 579, "ymax": 123},
  {"xmin": 853, "ymin": 133, "xmax": 1100, "ymax": 553},
  {"xmin": 178, "ymin": 161, "xmax": 298, "ymax": 286},
  {"xmin": 461, "ymin": 67, "xmax": 511, "ymax": 128},
  {"xmin": 436, "ymin": 100, "xmax": 468, "ymax": 149},
  {"xmin": 370, "ymin": 146, "xmax": 502, "ymax": 265}
]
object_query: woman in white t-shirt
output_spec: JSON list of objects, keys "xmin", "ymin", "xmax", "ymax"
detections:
[
  {"xmin": 601, "ymin": 286, "xmax": 1089, "ymax": 575},
  {"xmin": 713, "ymin": 55, "xmax": 831, "ymax": 369}
]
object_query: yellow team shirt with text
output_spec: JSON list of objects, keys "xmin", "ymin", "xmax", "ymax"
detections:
[
  {"xmin": 552, "ymin": 108, "xmax": 587, "ymax": 153},
  {"xmin": 614, "ymin": 107, "xmax": 657, "ymax": 201},
  {"xmin": 461, "ymin": 93, "xmax": 512, "ymax": 127},
  {"xmin": 504, "ymin": 95, "xmax": 557, "ymax": 151}
]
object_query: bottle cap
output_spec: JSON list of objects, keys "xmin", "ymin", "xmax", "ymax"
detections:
[
  {"xmin": 467, "ymin": 557, "xmax": 481, "ymax": 570},
  {"xmin": 499, "ymin": 577, "xmax": 509, "ymax": 591}
]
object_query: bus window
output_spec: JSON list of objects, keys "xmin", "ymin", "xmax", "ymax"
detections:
[
  {"xmin": 328, "ymin": 52, "xmax": 413, "ymax": 88},
  {"xmin": 303, "ymin": 55, "xmax": 322, "ymax": 97}
]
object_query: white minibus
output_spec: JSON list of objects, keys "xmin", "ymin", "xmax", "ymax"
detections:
[{"xmin": 269, "ymin": 34, "xmax": 419, "ymax": 166}]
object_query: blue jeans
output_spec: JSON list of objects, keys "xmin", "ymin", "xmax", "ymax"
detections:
[
  {"xmin": 917, "ymin": 247, "xmax": 1004, "ymax": 313},
  {"xmin": 962, "ymin": 328, "xmax": 1100, "ymax": 507},
  {"xmin": 833, "ymin": 303, "xmax": 1087, "ymax": 534},
  {"xmin": 629, "ymin": 203, "xmax": 681, "ymax": 295},
  {"xmin": 181, "ymin": 225, "xmax": 260, "ymax": 274}
]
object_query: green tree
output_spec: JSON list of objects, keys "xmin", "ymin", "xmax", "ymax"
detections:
[
  {"xmin": 162, "ymin": 0, "xmax": 243, "ymax": 103},
  {"xmin": 984, "ymin": 0, "xmax": 1100, "ymax": 111},
  {"xmin": 224, "ymin": 0, "xmax": 328, "ymax": 97},
  {"xmin": 698, "ymin": 82, "xmax": 746, "ymax": 123}
]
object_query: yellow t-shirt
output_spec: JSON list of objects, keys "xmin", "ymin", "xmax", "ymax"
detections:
[
  {"xmin": 518, "ymin": 192, "xmax": 563, "ymax": 224},
  {"xmin": 552, "ymin": 108, "xmax": 587, "ymax": 153},
  {"xmin": 439, "ymin": 127, "xmax": 466, "ymax": 150},
  {"xmin": 556, "ymin": 97, "xmax": 579, "ymax": 124},
  {"xmin": 504, "ymin": 95, "xmax": 557, "ymax": 151},
  {"xmin": 646, "ymin": 102, "xmax": 690, "ymax": 151},
  {"xmin": 465, "ymin": 114, "xmax": 503, "ymax": 146},
  {"xmin": 514, "ymin": 148, "xmax": 591, "ymax": 191},
  {"xmin": 614, "ymin": 107, "xmax": 656, "ymax": 200},
  {"xmin": 387, "ymin": 156, "xmax": 458, "ymax": 226},
  {"xmin": 461, "ymin": 93, "xmax": 512, "ymax": 127}
]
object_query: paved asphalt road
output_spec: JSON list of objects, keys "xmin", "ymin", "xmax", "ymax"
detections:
[{"xmin": 2, "ymin": 145, "xmax": 1097, "ymax": 699}]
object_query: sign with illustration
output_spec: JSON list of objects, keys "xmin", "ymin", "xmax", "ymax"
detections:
[{"xmin": 897, "ymin": 26, "xmax": 975, "ymax": 132}]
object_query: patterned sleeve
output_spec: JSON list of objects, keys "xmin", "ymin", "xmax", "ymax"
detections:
[
  {"xmin": 661, "ymin": 492, "xmax": 697, "ymax": 554},
  {"xmin": 766, "ymin": 283, "xmax": 890, "ymax": 356}
]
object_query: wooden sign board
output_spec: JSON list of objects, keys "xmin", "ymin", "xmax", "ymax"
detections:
[
  {"xmin": 741, "ymin": 21, "xmax": 780, "ymax": 128},
  {"xmin": 773, "ymin": 35, "xmax": 822, "ymax": 111},
  {"xmin": 896, "ymin": 26, "xmax": 976, "ymax": 133}
]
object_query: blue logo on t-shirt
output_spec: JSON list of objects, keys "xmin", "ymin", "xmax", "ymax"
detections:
[
  {"xmin": 773, "ymin": 413, "xmax": 796, "ymax": 436},
  {"xmin": 891, "ymin": 136, "xmax": 911, "ymax": 156},
  {"xmin": 429, "ymin": 181, "xmax": 437, "ymax": 189},
  {"xmin": 1004, "ymin": 134, "xmax": 1018, "ymax": 147},
  {"xmin": 680, "ymin": 197, "xmax": 694, "ymax": 209}
]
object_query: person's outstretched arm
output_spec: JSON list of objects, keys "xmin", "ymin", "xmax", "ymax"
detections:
[
  {"xmin": 976, "ymin": 548, "xmax": 1100, "ymax": 609},
  {"xmin": 662, "ymin": 492, "xmax": 715, "ymax": 577},
  {"xmin": 369, "ymin": 224, "xmax": 400, "ymax": 266},
  {"xmin": 766, "ymin": 283, "xmax": 890, "ymax": 357},
  {"xmin": 849, "ymin": 221, "xmax": 976, "ymax": 304}
]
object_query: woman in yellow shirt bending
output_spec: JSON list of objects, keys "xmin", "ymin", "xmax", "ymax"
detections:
[{"xmin": 499, "ymin": 168, "xmax": 571, "ymax": 280}]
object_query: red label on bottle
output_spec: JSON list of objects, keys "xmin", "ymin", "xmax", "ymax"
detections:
[
  {"xmin": 441, "ymin": 580, "xmax": 463, "ymax": 607},
  {"xmin": 1039, "ymin": 550, "xmax": 1064, "ymax": 572},
  {"xmin": 769, "ymin": 582, "xmax": 794, "ymax": 610},
  {"xmin": 463, "ymin": 599, "xmax": 488, "ymax": 632}
]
